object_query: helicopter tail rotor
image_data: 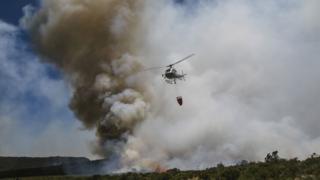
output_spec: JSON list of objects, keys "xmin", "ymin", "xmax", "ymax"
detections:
[{"xmin": 182, "ymin": 70, "xmax": 186, "ymax": 81}]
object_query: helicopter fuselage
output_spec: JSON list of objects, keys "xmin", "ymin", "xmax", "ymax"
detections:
[
  {"xmin": 162, "ymin": 67, "xmax": 186, "ymax": 84},
  {"xmin": 145, "ymin": 53, "xmax": 194, "ymax": 84}
]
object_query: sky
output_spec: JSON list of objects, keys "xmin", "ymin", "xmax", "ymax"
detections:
[
  {"xmin": 1, "ymin": 0, "xmax": 320, "ymax": 172},
  {"xmin": 0, "ymin": 1, "xmax": 38, "ymax": 25},
  {"xmin": 0, "ymin": 1, "xmax": 96, "ymax": 158}
]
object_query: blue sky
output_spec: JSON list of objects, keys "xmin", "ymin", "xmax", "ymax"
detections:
[
  {"xmin": 0, "ymin": 1, "xmax": 66, "ymax": 129},
  {"xmin": 0, "ymin": 1, "xmax": 95, "ymax": 157},
  {"xmin": 0, "ymin": 1, "xmax": 38, "ymax": 25}
]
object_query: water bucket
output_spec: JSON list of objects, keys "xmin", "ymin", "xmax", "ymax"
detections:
[{"xmin": 176, "ymin": 96, "xmax": 183, "ymax": 106}]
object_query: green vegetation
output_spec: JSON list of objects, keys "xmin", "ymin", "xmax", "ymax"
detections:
[{"xmin": 3, "ymin": 152, "xmax": 320, "ymax": 180}]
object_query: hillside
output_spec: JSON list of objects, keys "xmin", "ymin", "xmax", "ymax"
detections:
[
  {"xmin": 1, "ymin": 153, "xmax": 320, "ymax": 179},
  {"xmin": 0, "ymin": 157, "xmax": 106, "ymax": 178},
  {"xmin": 0, "ymin": 156, "xmax": 90, "ymax": 172}
]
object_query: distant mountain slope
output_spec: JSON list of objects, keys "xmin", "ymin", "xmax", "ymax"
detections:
[{"xmin": 0, "ymin": 156, "xmax": 90, "ymax": 172}]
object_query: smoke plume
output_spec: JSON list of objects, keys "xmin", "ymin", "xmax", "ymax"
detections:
[
  {"xmin": 23, "ymin": 0, "xmax": 320, "ymax": 172},
  {"xmin": 23, "ymin": 0, "xmax": 149, "ymax": 158},
  {"xmin": 120, "ymin": 0, "xmax": 320, "ymax": 170}
]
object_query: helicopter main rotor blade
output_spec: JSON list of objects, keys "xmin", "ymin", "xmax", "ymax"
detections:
[
  {"xmin": 141, "ymin": 66, "xmax": 166, "ymax": 72},
  {"xmin": 141, "ymin": 53, "xmax": 195, "ymax": 72},
  {"xmin": 167, "ymin": 53, "xmax": 195, "ymax": 67}
]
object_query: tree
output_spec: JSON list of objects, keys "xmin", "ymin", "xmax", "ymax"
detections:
[{"xmin": 265, "ymin": 151, "xmax": 279, "ymax": 162}]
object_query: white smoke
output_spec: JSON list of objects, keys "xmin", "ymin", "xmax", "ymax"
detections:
[{"xmin": 120, "ymin": 0, "xmax": 320, "ymax": 170}]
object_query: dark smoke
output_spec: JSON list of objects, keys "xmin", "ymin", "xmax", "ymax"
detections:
[{"xmin": 23, "ymin": 0, "xmax": 149, "ymax": 157}]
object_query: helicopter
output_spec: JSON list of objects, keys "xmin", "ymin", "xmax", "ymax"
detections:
[{"xmin": 145, "ymin": 53, "xmax": 195, "ymax": 84}]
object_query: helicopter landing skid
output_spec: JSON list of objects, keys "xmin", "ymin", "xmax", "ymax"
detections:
[{"xmin": 165, "ymin": 79, "xmax": 176, "ymax": 84}]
